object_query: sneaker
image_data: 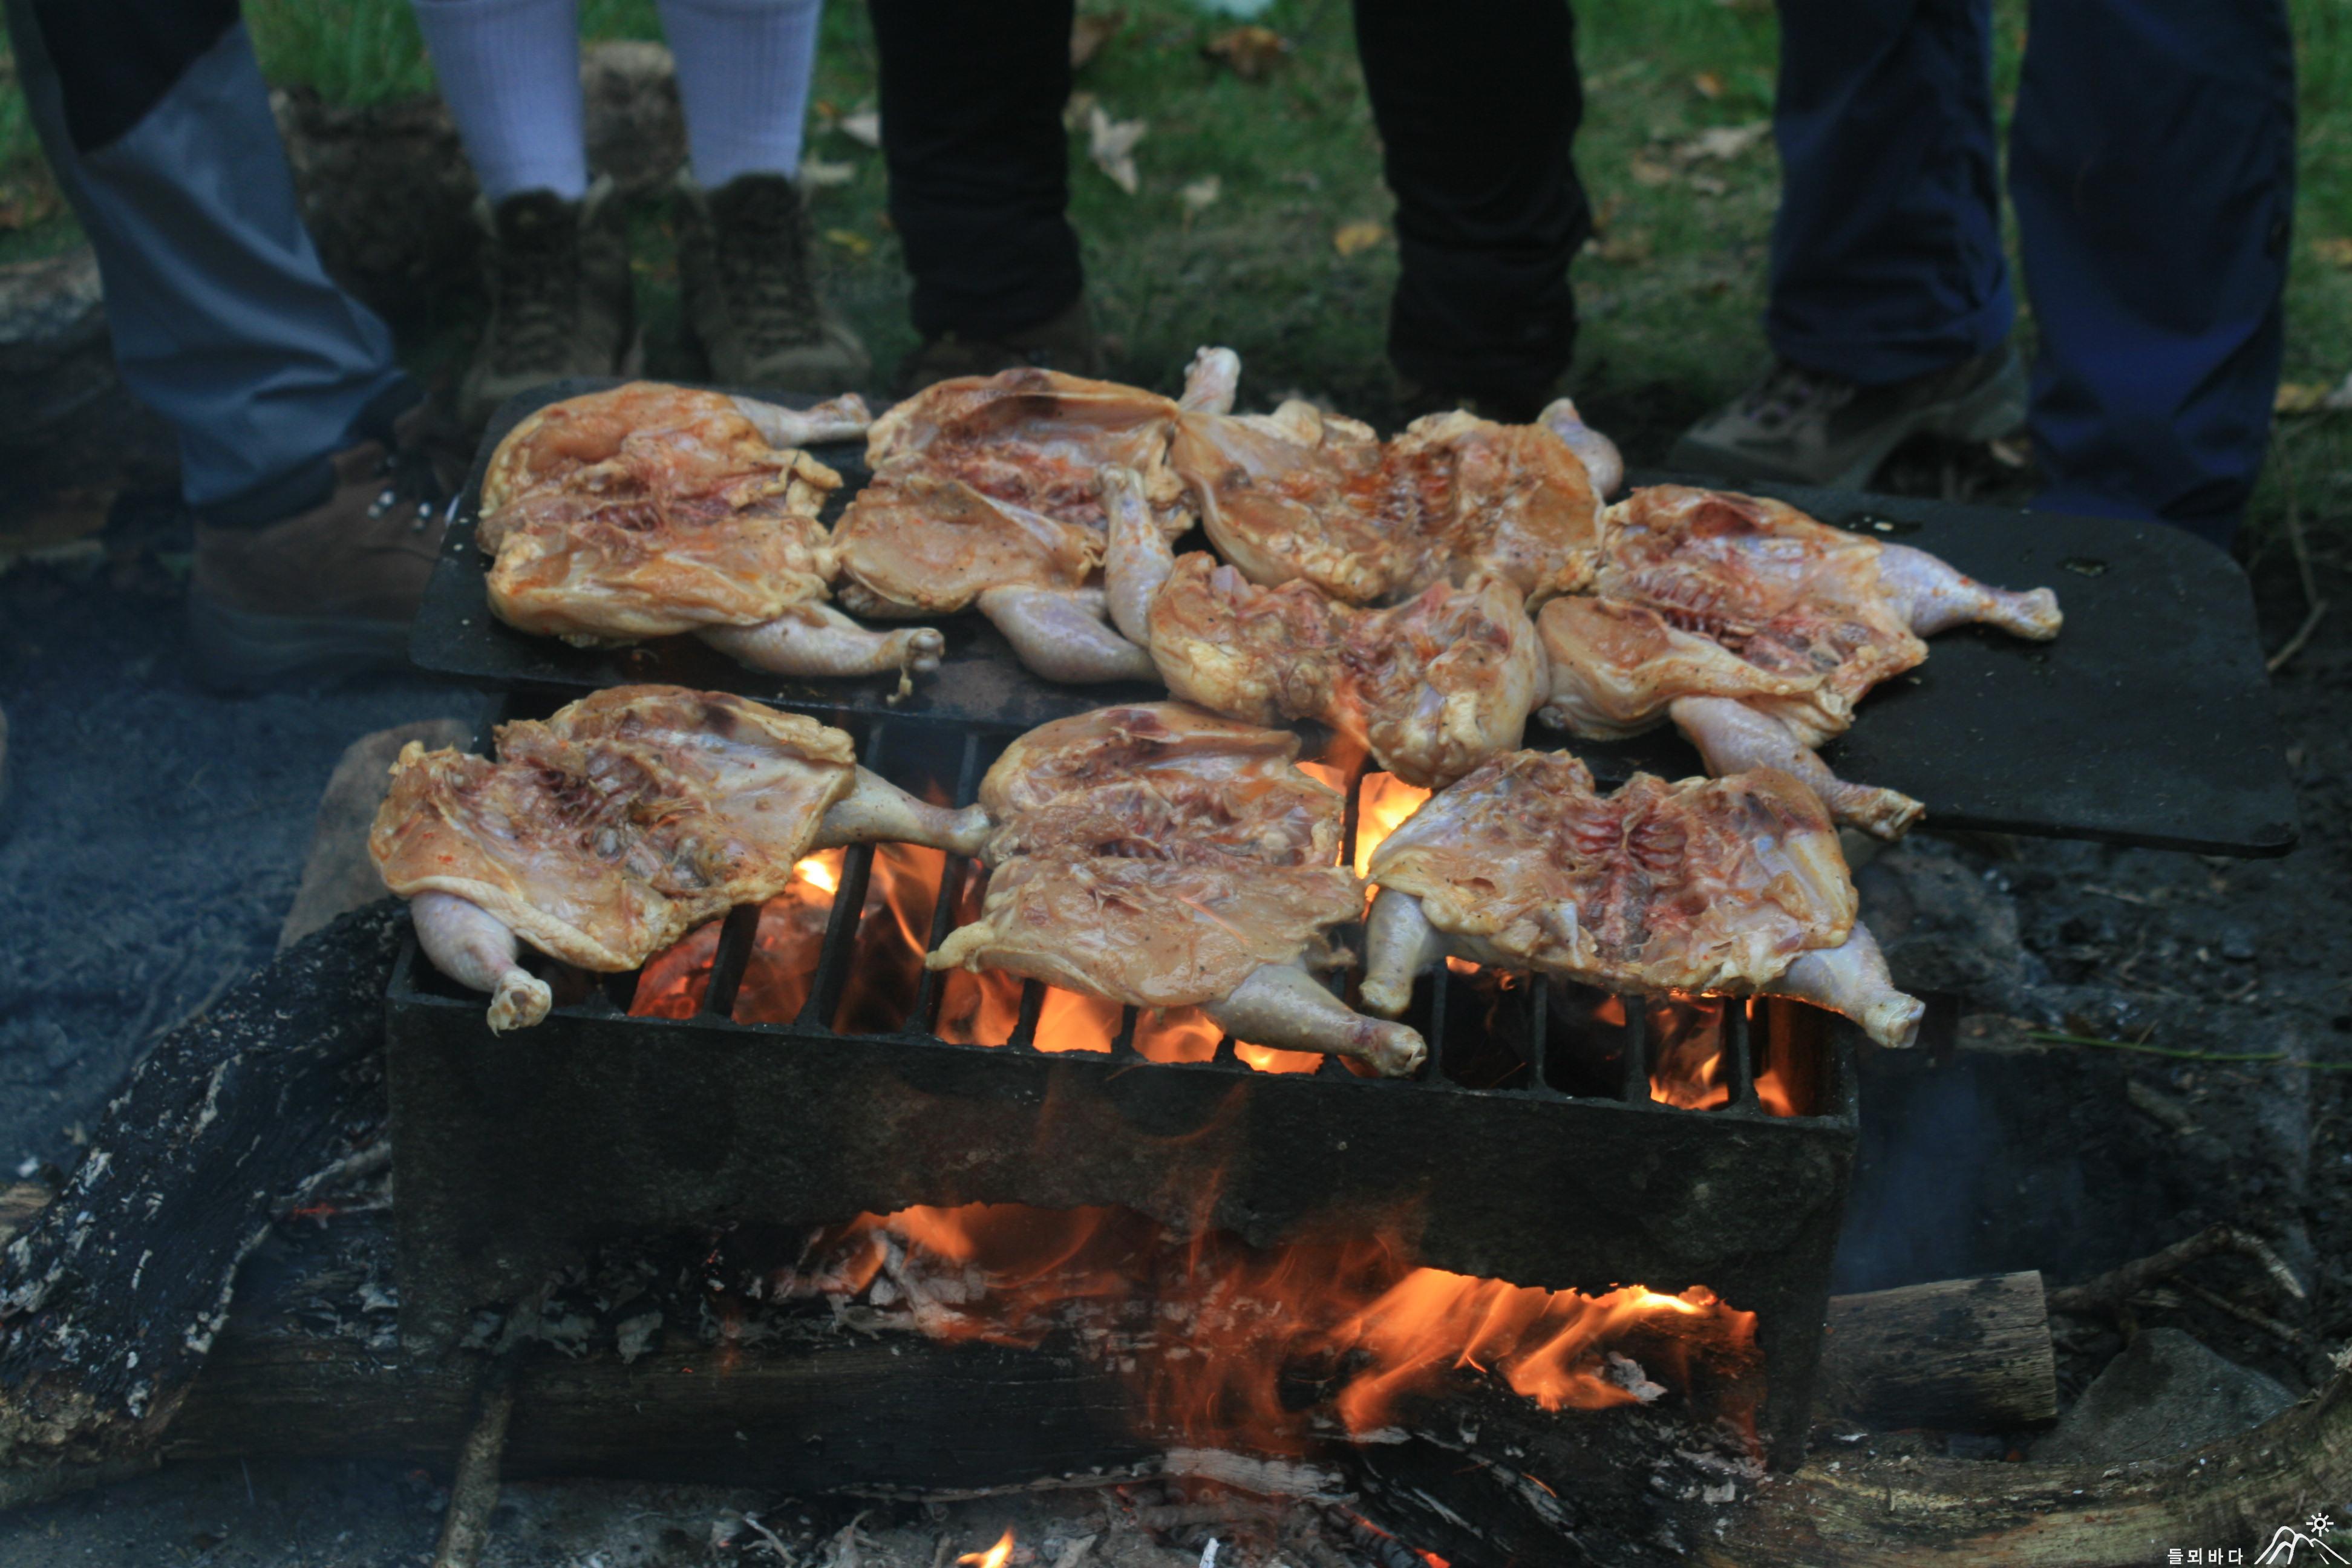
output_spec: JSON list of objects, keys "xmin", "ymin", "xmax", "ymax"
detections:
[
  {"xmin": 188, "ymin": 403, "xmax": 457, "ymax": 688},
  {"xmin": 893, "ymin": 296, "xmax": 1106, "ymax": 396},
  {"xmin": 676, "ymin": 172, "xmax": 870, "ymax": 393},
  {"xmin": 1667, "ymin": 345, "xmax": 2028, "ymax": 489},
  {"xmin": 458, "ymin": 178, "xmax": 639, "ymax": 431}
]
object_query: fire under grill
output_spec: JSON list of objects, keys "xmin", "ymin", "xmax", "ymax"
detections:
[{"xmin": 389, "ymin": 693, "xmax": 1860, "ymax": 1469}]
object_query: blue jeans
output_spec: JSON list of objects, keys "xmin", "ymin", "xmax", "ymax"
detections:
[
  {"xmin": 6, "ymin": 0, "xmax": 414, "ymax": 522},
  {"xmin": 1768, "ymin": 0, "xmax": 2295, "ymax": 546}
]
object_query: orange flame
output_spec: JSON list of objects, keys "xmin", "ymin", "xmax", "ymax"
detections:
[
  {"xmin": 630, "ymin": 850, "xmax": 846, "ymax": 1021},
  {"xmin": 1133, "ymin": 1006, "xmax": 1221, "ymax": 1065},
  {"xmin": 785, "ymin": 1203, "xmax": 1760, "ymax": 1456},
  {"xmin": 1646, "ymin": 995, "xmax": 1730, "ymax": 1110},
  {"xmin": 956, "ymin": 1530, "xmax": 1014, "ymax": 1568},
  {"xmin": 1353, "ymin": 773, "xmax": 1433, "ymax": 877},
  {"xmin": 1034, "ymin": 987, "xmax": 1121, "ymax": 1054},
  {"xmin": 1755, "ymin": 1067, "xmax": 1799, "ymax": 1117}
]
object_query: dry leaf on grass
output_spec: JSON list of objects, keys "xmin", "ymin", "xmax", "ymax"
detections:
[
  {"xmin": 1630, "ymin": 156, "xmax": 1676, "ymax": 188},
  {"xmin": 2314, "ymin": 236, "xmax": 2352, "ymax": 268},
  {"xmin": 824, "ymin": 227, "xmax": 874, "ymax": 257},
  {"xmin": 1693, "ymin": 70, "xmax": 1726, "ymax": 99},
  {"xmin": 1584, "ymin": 228, "xmax": 1654, "ymax": 265},
  {"xmin": 2273, "ymin": 377, "xmax": 2352, "ymax": 414},
  {"xmin": 1689, "ymin": 173, "xmax": 1728, "ymax": 197},
  {"xmin": 0, "ymin": 178, "xmax": 60, "ymax": 233},
  {"xmin": 1679, "ymin": 120, "xmax": 1770, "ymax": 163},
  {"xmin": 1085, "ymin": 102, "xmax": 1147, "ymax": 194},
  {"xmin": 1070, "ymin": 10, "xmax": 1125, "ymax": 70},
  {"xmin": 1180, "ymin": 175, "xmax": 1223, "ymax": 218},
  {"xmin": 798, "ymin": 158, "xmax": 855, "ymax": 188},
  {"xmin": 1204, "ymin": 25, "xmax": 1291, "ymax": 80},
  {"xmin": 836, "ymin": 109, "xmax": 881, "ymax": 149},
  {"xmin": 1332, "ymin": 220, "xmax": 1388, "ymax": 257}
]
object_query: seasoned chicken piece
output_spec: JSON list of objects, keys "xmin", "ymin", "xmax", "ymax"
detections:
[
  {"xmin": 371, "ymin": 685, "xmax": 986, "ymax": 1030},
  {"xmin": 828, "ymin": 361, "xmax": 1210, "ymax": 678},
  {"xmin": 927, "ymin": 702, "xmax": 1425, "ymax": 1075},
  {"xmin": 479, "ymin": 382, "xmax": 942, "ymax": 685},
  {"xmin": 1359, "ymin": 752, "xmax": 1921, "ymax": 1048},
  {"xmin": 1094, "ymin": 463, "xmax": 1543, "ymax": 787},
  {"xmin": 1166, "ymin": 363, "xmax": 1618, "ymax": 604},
  {"xmin": 1539, "ymin": 485, "xmax": 2061, "ymax": 837}
]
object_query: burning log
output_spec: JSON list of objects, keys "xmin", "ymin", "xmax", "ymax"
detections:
[{"xmin": 0, "ymin": 903, "xmax": 403, "ymax": 1477}]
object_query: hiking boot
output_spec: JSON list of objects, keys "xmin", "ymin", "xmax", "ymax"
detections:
[
  {"xmin": 676, "ymin": 172, "xmax": 870, "ymax": 393},
  {"xmin": 893, "ymin": 296, "xmax": 1106, "ymax": 395},
  {"xmin": 458, "ymin": 178, "xmax": 638, "ymax": 431},
  {"xmin": 1667, "ymin": 345, "xmax": 2028, "ymax": 490},
  {"xmin": 189, "ymin": 402, "xmax": 458, "ymax": 688}
]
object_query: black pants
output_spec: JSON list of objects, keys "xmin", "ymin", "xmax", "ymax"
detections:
[{"xmin": 871, "ymin": 0, "xmax": 1590, "ymax": 390}]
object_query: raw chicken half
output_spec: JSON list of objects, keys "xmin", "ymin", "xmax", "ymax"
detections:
[
  {"xmin": 927, "ymin": 702, "xmax": 1426, "ymax": 1074},
  {"xmin": 371, "ymin": 685, "xmax": 988, "ymax": 1031},
  {"xmin": 1360, "ymin": 751, "xmax": 1922, "ymax": 1049},
  {"xmin": 1539, "ymin": 485, "xmax": 2062, "ymax": 837},
  {"xmin": 479, "ymin": 382, "xmax": 946, "ymax": 687}
]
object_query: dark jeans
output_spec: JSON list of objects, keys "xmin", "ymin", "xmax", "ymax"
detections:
[
  {"xmin": 1769, "ymin": 0, "xmax": 2296, "ymax": 544},
  {"xmin": 871, "ymin": 0, "xmax": 1592, "ymax": 394}
]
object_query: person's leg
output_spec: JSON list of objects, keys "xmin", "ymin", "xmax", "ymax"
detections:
[
  {"xmin": 1670, "ymin": 0, "xmax": 2024, "ymax": 487},
  {"xmin": 1349, "ymin": 0, "xmax": 1588, "ymax": 416},
  {"xmin": 659, "ymin": 0, "xmax": 868, "ymax": 389},
  {"xmin": 2010, "ymin": 0, "xmax": 2295, "ymax": 550},
  {"xmin": 868, "ymin": 0, "xmax": 1090, "ymax": 384},
  {"xmin": 7, "ymin": 0, "xmax": 415, "ymax": 515},
  {"xmin": 409, "ymin": 0, "xmax": 586, "ymax": 203}
]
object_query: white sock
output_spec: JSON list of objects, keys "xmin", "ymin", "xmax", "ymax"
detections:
[
  {"xmin": 411, "ymin": 0, "xmax": 589, "ymax": 203},
  {"xmin": 656, "ymin": 0, "xmax": 824, "ymax": 190}
]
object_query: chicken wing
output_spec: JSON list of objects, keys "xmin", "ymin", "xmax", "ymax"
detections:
[
  {"xmin": 1359, "ymin": 751, "xmax": 1921, "ymax": 1048},
  {"xmin": 1538, "ymin": 485, "xmax": 2060, "ymax": 836},
  {"xmin": 927, "ymin": 702, "xmax": 1425, "ymax": 1074},
  {"xmin": 479, "ymin": 382, "xmax": 943, "ymax": 684},
  {"xmin": 371, "ymin": 685, "xmax": 986, "ymax": 1029}
]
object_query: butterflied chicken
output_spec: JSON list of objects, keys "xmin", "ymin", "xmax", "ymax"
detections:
[
  {"xmin": 825, "ymin": 362, "xmax": 1215, "ymax": 682},
  {"xmin": 371, "ymin": 685, "xmax": 987, "ymax": 1030},
  {"xmin": 927, "ymin": 702, "xmax": 1426, "ymax": 1075},
  {"xmin": 479, "ymin": 382, "xmax": 945, "ymax": 685},
  {"xmin": 1359, "ymin": 751, "xmax": 1922, "ymax": 1049},
  {"xmin": 1539, "ymin": 485, "xmax": 2062, "ymax": 837},
  {"xmin": 1092, "ymin": 466, "xmax": 1543, "ymax": 788},
  {"xmin": 1166, "ymin": 351, "xmax": 1621, "ymax": 606}
]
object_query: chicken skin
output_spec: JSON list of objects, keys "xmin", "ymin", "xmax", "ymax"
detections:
[
  {"xmin": 479, "ymin": 382, "xmax": 944, "ymax": 685},
  {"xmin": 927, "ymin": 702, "xmax": 1426, "ymax": 1074},
  {"xmin": 1539, "ymin": 485, "xmax": 2062, "ymax": 837},
  {"xmin": 371, "ymin": 685, "xmax": 987, "ymax": 1030},
  {"xmin": 1359, "ymin": 751, "xmax": 1922, "ymax": 1049},
  {"xmin": 1098, "ymin": 466, "xmax": 1544, "ymax": 788},
  {"xmin": 1166, "ymin": 355, "xmax": 1620, "ymax": 606}
]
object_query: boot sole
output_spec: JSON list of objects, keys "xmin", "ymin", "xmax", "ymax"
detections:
[
  {"xmin": 188, "ymin": 593, "xmax": 414, "ymax": 691},
  {"xmin": 1668, "ymin": 347, "xmax": 2029, "ymax": 491}
]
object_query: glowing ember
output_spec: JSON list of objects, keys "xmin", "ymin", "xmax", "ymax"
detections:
[
  {"xmin": 955, "ymin": 1529, "xmax": 1014, "ymax": 1568},
  {"xmin": 630, "ymin": 849, "xmax": 846, "ymax": 1021},
  {"xmin": 782, "ymin": 1203, "xmax": 1759, "ymax": 1455},
  {"xmin": 1353, "ymin": 773, "xmax": 1432, "ymax": 877}
]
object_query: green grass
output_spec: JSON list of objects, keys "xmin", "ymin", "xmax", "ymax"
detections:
[{"xmin": 3, "ymin": 0, "xmax": 2350, "ymax": 555}]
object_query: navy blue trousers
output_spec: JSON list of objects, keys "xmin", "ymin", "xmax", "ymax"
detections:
[{"xmin": 1769, "ymin": 0, "xmax": 2296, "ymax": 546}]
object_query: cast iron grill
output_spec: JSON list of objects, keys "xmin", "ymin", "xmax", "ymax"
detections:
[{"xmin": 389, "ymin": 693, "xmax": 1858, "ymax": 1467}]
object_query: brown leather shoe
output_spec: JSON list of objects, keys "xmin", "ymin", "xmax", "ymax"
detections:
[
  {"xmin": 189, "ymin": 407, "xmax": 454, "ymax": 688},
  {"xmin": 892, "ymin": 296, "xmax": 1106, "ymax": 396}
]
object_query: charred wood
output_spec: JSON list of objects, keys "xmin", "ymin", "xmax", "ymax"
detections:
[{"xmin": 1814, "ymin": 1272, "xmax": 2059, "ymax": 1433}]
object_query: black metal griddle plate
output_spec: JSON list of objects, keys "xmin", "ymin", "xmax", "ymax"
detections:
[{"xmin": 411, "ymin": 379, "xmax": 2299, "ymax": 857}]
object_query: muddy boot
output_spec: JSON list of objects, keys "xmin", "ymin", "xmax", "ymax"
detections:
[
  {"xmin": 457, "ymin": 178, "xmax": 638, "ymax": 431},
  {"xmin": 676, "ymin": 172, "xmax": 870, "ymax": 394},
  {"xmin": 893, "ymin": 296, "xmax": 1105, "ymax": 396},
  {"xmin": 1667, "ymin": 345, "xmax": 2027, "ymax": 490},
  {"xmin": 188, "ymin": 402, "xmax": 459, "ymax": 688}
]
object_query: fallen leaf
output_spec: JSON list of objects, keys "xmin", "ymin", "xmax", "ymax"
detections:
[
  {"xmin": 0, "ymin": 177, "xmax": 60, "ymax": 233},
  {"xmin": 837, "ymin": 110, "xmax": 881, "ymax": 149},
  {"xmin": 1085, "ymin": 102, "xmax": 1147, "ymax": 194},
  {"xmin": 798, "ymin": 158, "xmax": 855, "ymax": 188},
  {"xmin": 2314, "ymin": 236, "xmax": 2352, "ymax": 268},
  {"xmin": 1688, "ymin": 173, "xmax": 1728, "ymax": 197},
  {"xmin": 2276, "ymin": 382, "xmax": 2329, "ymax": 414},
  {"xmin": 1180, "ymin": 175, "xmax": 1223, "ymax": 218},
  {"xmin": 1332, "ymin": 220, "xmax": 1388, "ymax": 257},
  {"xmin": 1630, "ymin": 156, "xmax": 1676, "ymax": 188},
  {"xmin": 1204, "ymin": 25, "xmax": 1290, "ymax": 80},
  {"xmin": 1693, "ymin": 70, "xmax": 1726, "ymax": 99},
  {"xmin": 1988, "ymin": 436, "xmax": 2032, "ymax": 469},
  {"xmin": 1677, "ymin": 120, "xmax": 1770, "ymax": 163},
  {"xmin": 824, "ymin": 227, "xmax": 874, "ymax": 256},
  {"xmin": 1584, "ymin": 228, "xmax": 1653, "ymax": 265},
  {"xmin": 1070, "ymin": 9, "xmax": 1125, "ymax": 70},
  {"xmin": 2327, "ymin": 371, "xmax": 2352, "ymax": 411}
]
